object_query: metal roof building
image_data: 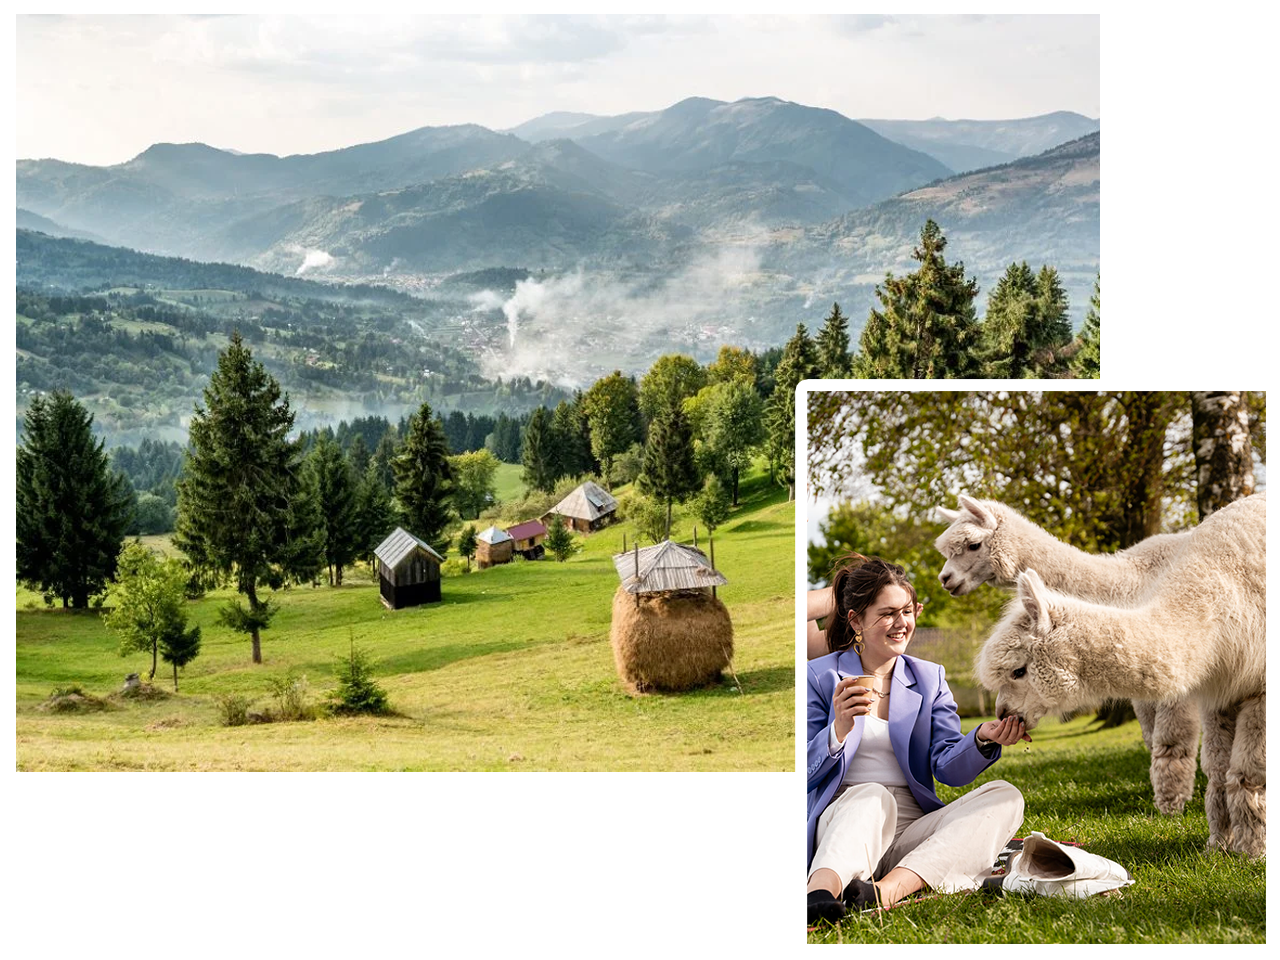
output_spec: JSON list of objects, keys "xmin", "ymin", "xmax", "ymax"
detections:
[{"xmin": 546, "ymin": 481, "xmax": 619, "ymax": 533}]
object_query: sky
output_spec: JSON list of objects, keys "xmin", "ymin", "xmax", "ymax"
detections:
[{"xmin": 16, "ymin": 13, "xmax": 1100, "ymax": 166}]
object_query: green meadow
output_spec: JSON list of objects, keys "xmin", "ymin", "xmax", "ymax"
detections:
[
  {"xmin": 807, "ymin": 714, "xmax": 1266, "ymax": 944},
  {"xmin": 15, "ymin": 463, "xmax": 794, "ymax": 772}
]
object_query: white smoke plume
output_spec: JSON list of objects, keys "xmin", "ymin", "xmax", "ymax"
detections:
[{"xmin": 478, "ymin": 232, "xmax": 772, "ymax": 388}]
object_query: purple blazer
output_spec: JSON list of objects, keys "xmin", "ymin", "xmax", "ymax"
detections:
[{"xmin": 806, "ymin": 649, "xmax": 999, "ymax": 869}]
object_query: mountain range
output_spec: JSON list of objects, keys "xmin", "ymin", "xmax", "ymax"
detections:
[{"xmin": 16, "ymin": 96, "xmax": 1099, "ymax": 382}]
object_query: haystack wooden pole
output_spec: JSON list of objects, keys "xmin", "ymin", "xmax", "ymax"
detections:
[
  {"xmin": 634, "ymin": 542, "xmax": 640, "ymax": 608},
  {"xmin": 710, "ymin": 530, "xmax": 717, "ymax": 600}
]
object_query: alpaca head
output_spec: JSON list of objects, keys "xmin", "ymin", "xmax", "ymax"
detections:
[
  {"xmin": 935, "ymin": 495, "xmax": 1003, "ymax": 595},
  {"xmin": 977, "ymin": 569, "xmax": 1086, "ymax": 729}
]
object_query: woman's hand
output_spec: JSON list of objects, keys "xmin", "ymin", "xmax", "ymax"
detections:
[
  {"xmin": 832, "ymin": 677, "xmax": 874, "ymax": 743},
  {"xmin": 977, "ymin": 716, "xmax": 1032, "ymax": 746}
]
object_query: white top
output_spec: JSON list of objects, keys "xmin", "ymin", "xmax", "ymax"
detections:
[{"xmin": 830, "ymin": 714, "xmax": 909, "ymax": 788}]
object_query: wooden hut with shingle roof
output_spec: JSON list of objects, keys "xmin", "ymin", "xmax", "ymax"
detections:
[
  {"xmin": 374, "ymin": 527, "xmax": 444, "ymax": 609},
  {"xmin": 543, "ymin": 480, "xmax": 618, "ymax": 533},
  {"xmin": 506, "ymin": 519, "xmax": 547, "ymax": 560}
]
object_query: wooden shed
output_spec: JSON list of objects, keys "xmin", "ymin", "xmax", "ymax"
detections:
[
  {"xmin": 506, "ymin": 519, "xmax": 547, "ymax": 560},
  {"xmin": 544, "ymin": 480, "xmax": 618, "ymax": 533},
  {"xmin": 374, "ymin": 527, "xmax": 444, "ymax": 609},
  {"xmin": 475, "ymin": 525, "xmax": 514, "ymax": 569}
]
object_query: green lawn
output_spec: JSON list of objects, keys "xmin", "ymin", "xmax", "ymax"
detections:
[
  {"xmin": 807, "ymin": 714, "xmax": 1266, "ymax": 944},
  {"xmin": 15, "ymin": 464, "xmax": 794, "ymax": 772}
]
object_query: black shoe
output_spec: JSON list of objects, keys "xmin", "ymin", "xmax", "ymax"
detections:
[
  {"xmin": 842, "ymin": 877, "xmax": 880, "ymax": 912},
  {"xmin": 807, "ymin": 889, "xmax": 847, "ymax": 925}
]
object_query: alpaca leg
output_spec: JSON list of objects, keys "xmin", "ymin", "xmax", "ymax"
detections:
[
  {"xmin": 1148, "ymin": 696, "xmax": 1200, "ymax": 816},
  {"xmin": 1225, "ymin": 694, "xmax": 1266, "ymax": 858},
  {"xmin": 1199, "ymin": 703, "xmax": 1237, "ymax": 852},
  {"xmin": 1132, "ymin": 698, "xmax": 1157, "ymax": 752}
]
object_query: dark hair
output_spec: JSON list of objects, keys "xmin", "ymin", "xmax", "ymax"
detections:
[{"xmin": 824, "ymin": 554, "xmax": 918, "ymax": 654}]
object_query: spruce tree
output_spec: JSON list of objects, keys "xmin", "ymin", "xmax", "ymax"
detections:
[
  {"xmin": 393, "ymin": 402, "xmax": 454, "ymax": 556},
  {"xmin": 1071, "ymin": 275, "xmax": 1101, "ymax": 379},
  {"xmin": 982, "ymin": 263, "xmax": 1073, "ymax": 378},
  {"xmin": 174, "ymin": 332, "xmax": 308, "ymax": 664},
  {"xmin": 306, "ymin": 433, "xmax": 361, "ymax": 586},
  {"xmin": 550, "ymin": 394, "xmax": 596, "ymax": 479},
  {"xmin": 852, "ymin": 220, "xmax": 982, "ymax": 379},
  {"xmin": 355, "ymin": 460, "xmax": 398, "ymax": 565},
  {"xmin": 16, "ymin": 390, "xmax": 133, "ymax": 608},
  {"xmin": 638, "ymin": 402, "xmax": 701, "ymax": 539},
  {"xmin": 764, "ymin": 324, "xmax": 819, "ymax": 500},
  {"xmin": 521, "ymin": 406, "xmax": 557, "ymax": 493},
  {"xmin": 814, "ymin": 302, "xmax": 852, "ymax": 378},
  {"xmin": 544, "ymin": 514, "xmax": 577, "ymax": 562}
]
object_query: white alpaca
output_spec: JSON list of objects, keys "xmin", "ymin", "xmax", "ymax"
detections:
[
  {"xmin": 934, "ymin": 495, "xmax": 1199, "ymax": 815},
  {"xmin": 976, "ymin": 493, "xmax": 1266, "ymax": 857}
]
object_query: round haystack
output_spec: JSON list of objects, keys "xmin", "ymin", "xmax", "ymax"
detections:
[{"xmin": 610, "ymin": 585, "xmax": 734, "ymax": 694}]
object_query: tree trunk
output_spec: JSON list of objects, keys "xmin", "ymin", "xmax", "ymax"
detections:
[
  {"xmin": 731, "ymin": 466, "xmax": 740, "ymax": 506},
  {"xmin": 665, "ymin": 498, "xmax": 673, "ymax": 540},
  {"xmin": 172, "ymin": 661, "xmax": 179, "ymax": 692},
  {"xmin": 150, "ymin": 642, "xmax": 158, "ymax": 682},
  {"xmin": 1192, "ymin": 391, "xmax": 1255, "ymax": 519},
  {"xmin": 247, "ymin": 583, "xmax": 263, "ymax": 665}
]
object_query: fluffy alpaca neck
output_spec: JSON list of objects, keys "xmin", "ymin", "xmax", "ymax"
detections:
[
  {"xmin": 998, "ymin": 510, "xmax": 1155, "ymax": 600},
  {"xmin": 1064, "ymin": 600, "xmax": 1194, "ymax": 702}
]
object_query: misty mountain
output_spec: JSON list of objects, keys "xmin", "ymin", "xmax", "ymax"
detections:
[
  {"xmin": 858, "ymin": 111, "xmax": 1100, "ymax": 173},
  {"xmin": 773, "ymin": 133, "xmax": 1100, "ymax": 330},
  {"xmin": 16, "ymin": 207, "xmax": 103, "ymax": 243},
  {"xmin": 567, "ymin": 96, "xmax": 952, "ymax": 208}
]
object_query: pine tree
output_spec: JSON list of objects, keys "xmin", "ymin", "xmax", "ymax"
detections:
[
  {"xmin": 174, "ymin": 332, "xmax": 308, "ymax": 664},
  {"xmin": 393, "ymin": 402, "xmax": 454, "ymax": 556},
  {"xmin": 638, "ymin": 402, "xmax": 701, "ymax": 539},
  {"xmin": 764, "ymin": 324, "xmax": 819, "ymax": 500},
  {"xmin": 1071, "ymin": 275, "xmax": 1101, "ymax": 379},
  {"xmin": 814, "ymin": 302, "xmax": 852, "ymax": 378},
  {"xmin": 306, "ymin": 433, "xmax": 361, "ymax": 586},
  {"xmin": 692, "ymin": 473, "xmax": 731, "ymax": 534},
  {"xmin": 457, "ymin": 524, "xmax": 478, "ymax": 570},
  {"xmin": 852, "ymin": 220, "xmax": 982, "ymax": 378},
  {"xmin": 521, "ymin": 406, "xmax": 557, "ymax": 493},
  {"xmin": 16, "ymin": 390, "xmax": 133, "ymax": 608}
]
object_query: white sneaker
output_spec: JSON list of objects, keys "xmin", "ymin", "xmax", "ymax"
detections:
[{"xmin": 1001, "ymin": 831, "xmax": 1135, "ymax": 898}]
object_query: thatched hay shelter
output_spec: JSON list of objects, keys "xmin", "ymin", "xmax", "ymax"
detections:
[
  {"xmin": 610, "ymin": 586, "xmax": 733, "ymax": 694},
  {"xmin": 475, "ymin": 525, "xmax": 514, "ymax": 569},
  {"xmin": 608, "ymin": 539, "xmax": 732, "ymax": 694}
]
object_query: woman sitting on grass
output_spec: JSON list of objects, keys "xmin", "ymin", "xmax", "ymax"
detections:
[{"xmin": 806, "ymin": 554, "xmax": 1029, "ymax": 924}]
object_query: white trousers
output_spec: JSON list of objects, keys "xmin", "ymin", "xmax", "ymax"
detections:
[{"xmin": 809, "ymin": 780, "xmax": 1024, "ymax": 894}]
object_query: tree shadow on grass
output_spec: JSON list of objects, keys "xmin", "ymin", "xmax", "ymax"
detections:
[
  {"xmin": 733, "ymin": 664, "xmax": 794, "ymax": 695},
  {"xmin": 374, "ymin": 640, "xmax": 532, "ymax": 676}
]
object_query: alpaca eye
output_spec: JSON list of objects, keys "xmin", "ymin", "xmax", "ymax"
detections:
[
  {"xmin": 967, "ymin": 542, "xmax": 980, "ymax": 551},
  {"xmin": 1012, "ymin": 667, "xmax": 1027, "ymax": 680}
]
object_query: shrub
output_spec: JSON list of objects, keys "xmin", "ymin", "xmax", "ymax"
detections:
[
  {"xmin": 266, "ymin": 672, "xmax": 316, "ymax": 722},
  {"xmin": 214, "ymin": 693, "xmax": 252, "ymax": 727},
  {"xmin": 326, "ymin": 643, "xmax": 391, "ymax": 716}
]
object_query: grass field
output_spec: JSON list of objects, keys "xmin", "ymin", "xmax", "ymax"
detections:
[
  {"xmin": 806, "ymin": 714, "xmax": 1266, "ymax": 944},
  {"xmin": 15, "ymin": 463, "xmax": 794, "ymax": 772}
]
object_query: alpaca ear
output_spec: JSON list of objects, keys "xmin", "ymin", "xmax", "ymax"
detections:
[
  {"xmin": 937, "ymin": 506, "xmax": 961, "ymax": 523},
  {"xmin": 958, "ymin": 495, "xmax": 997, "ymax": 530},
  {"xmin": 1018, "ymin": 569, "xmax": 1054, "ymax": 636}
]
